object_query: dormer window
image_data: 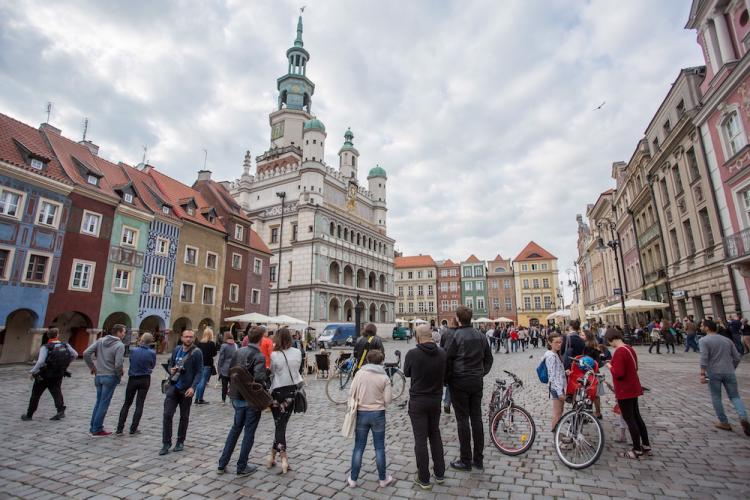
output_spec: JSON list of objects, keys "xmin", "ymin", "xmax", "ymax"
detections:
[
  {"xmin": 30, "ymin": 158, "xmax": 44, "ymax": 170},
  {"xmin": 124, "ymin": 193, "xmax": 133, "ymax": 203},
  {"xmin": 86, "ymin": 174, "xmax": 98, "ymax": 185},
  {"xmin": 187, "ymin": 207, "xmax": 194, "ymax": 215},
  {"xmin": 235, "ymin": 225, "xmax": 244, "ymax": 241},
  {"xmin": 162, "ymin": 206, "xmax": 170, "ymax": 215}
]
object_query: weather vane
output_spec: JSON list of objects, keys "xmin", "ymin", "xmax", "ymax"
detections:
[{"xmin": 300, "ymin": 5, "xmax": 305, "ymax": 14}]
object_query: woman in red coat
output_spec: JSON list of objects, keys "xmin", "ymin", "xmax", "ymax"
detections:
[{"xmin": 604, "ymin": 328, "xmax": 651, "ymax": 459}]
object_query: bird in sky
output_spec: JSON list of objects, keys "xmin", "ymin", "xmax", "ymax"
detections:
[{"xmin": 593, "ymin": 101, "xmax": 606, "ymax": 111}]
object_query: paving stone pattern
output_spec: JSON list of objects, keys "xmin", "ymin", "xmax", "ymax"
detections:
[{"xmin": 0, "ymin": 342, "xmax": 749, "ymax": 499}]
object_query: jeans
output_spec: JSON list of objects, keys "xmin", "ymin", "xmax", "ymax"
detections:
[
  {"xmin": 195, "ymin": 366, "xmax": 212, "ymax": 402},
  {"xmin": 162, "ymin": 385, "xmax": 193, "ymax": 445},
  {"xmin": 220, "ymin": 375, "xmax": 230, "ymax": 402},
  {"xmin": 450, "ymin": 382, "xmax": 484, "ymax": 463},
  {"xmin": 707, "ymin": 372, "xmax": 748, "ymax": 424},
  {"xmin": 408, "ymin": 398, "xmax": 445, "ymax": 483},
  {"xmin": 511, "ymin": 340, "xmax": 518, "ymax": 352},
  {"xmin": 271, "ymin": 385, "xmax": 297, "ymax": 451},
  {"xmin": 732, "ymin": 334, "xmax": 744, "ymax": 355},
  {"xmin": 117, "ymin": 375, "xmax": 150, "ymax": 433},
  {"xmin": 443, "ymin": 386, "xmax": 451, "ymax": 407},
  {"xmin": 218, "ymin": 399, "xmax": 262, "ymax": 471},
  {"xmin": 685, "ymin": 334, "xmax": 699, "ymax": 352},
  {"xmin": 648, "ymin": 340, "xmax": 661, "ymax": 354},
  {"xmin": 26, "ymin": 377, "xmax": 64, "ymax": 416},
  {"xmin": 90, "ymin": 375, "xmax": 119, "ymax": 433},
  {"xmin": 350, "ymin": 410, "xmax": 386, "ymax": 481},
  {"xmin": 618, "ymin": 397, "xmax": 650, "ymax": 452}
]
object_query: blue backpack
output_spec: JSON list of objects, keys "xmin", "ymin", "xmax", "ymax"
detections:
[{"xmin": 536, "ymin": 358, "xmax": 549, "ymax": 384}]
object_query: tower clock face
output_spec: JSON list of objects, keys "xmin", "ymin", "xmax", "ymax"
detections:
[
  {"xmin": 291, "ymin": 84, "xmax": 301, "ymax": 93},
  {"xmin": 271, "ymin": 122, "xmax": 284, "ymax": 141}
]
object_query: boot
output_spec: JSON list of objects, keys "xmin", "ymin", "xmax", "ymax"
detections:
[
  {"xmin": 50, "ymin": 408, "xmax": 66, "ymax": 421},
  {"xmin": 267, "ymin": 448, "xmax": 277, "ymax": 468},
  {"xmin": 280, "ymin": 451, "xmax": 289, "ymax": 474}
]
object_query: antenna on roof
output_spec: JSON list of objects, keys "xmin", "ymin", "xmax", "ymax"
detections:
[
  {"xmin": 141, "ymin": 145, "xmax": 148, "ymax": 165},
  {"xmin": 45, "ymin": 102, "xmax": 53, "ymax": 123},
  {"xmin": 202, "ymin": 148, "xmax": 208, "ymax": 169},
  {"xmin": 82, "ymin": 117, "xmax": 89, "ymax": 141}
]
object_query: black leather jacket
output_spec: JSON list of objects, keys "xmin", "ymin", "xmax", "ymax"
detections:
[
  {"xmin": 228, "ymin": 344, "xmax": 269, "ymax": 400},
  {"xmin": 446, "ymin": 326, "xmax": 493, "ymax": 386}
]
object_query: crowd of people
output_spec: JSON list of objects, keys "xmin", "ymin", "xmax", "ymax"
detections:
[{"xmin": 17, "ymin": 307, "xmax": 750, "ymax": 492}]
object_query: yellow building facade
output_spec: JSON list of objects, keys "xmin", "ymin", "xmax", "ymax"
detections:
[{"xmin": 513, "ymin": 241, "xmax": 559, "ymax": 327}]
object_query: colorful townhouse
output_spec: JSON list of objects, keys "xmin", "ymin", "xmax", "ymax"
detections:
[
  {"xmin": 486, "ymin": 255, "xmax": 517, "ymax": 323},
  {"xmin": 460, "ymin": 255, "xmax": 488, "ymax": 317},
  {"xmin": 436, "ymin": 259, "xmax": 461, "ymax": 326},
  {"xmin": 0, "ymin": 114, "xmax": 72, "ymax": 363},
  {"xmin": 394, "ymin": 255, "xmax": 438, "ymax": 326},
  {"xmin": 148, "ymin": 168, "xmax": 227, "ymax": 349},
  {"xmin": 192, "ymin": 170, "xmax": 271, "ymax": 335},
  {"xmin": 513, "ymin": 241, "xmax": 559, "ymax": 327}
]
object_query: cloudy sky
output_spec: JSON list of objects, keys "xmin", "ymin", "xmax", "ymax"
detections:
[{"xmin": 1, "ymin": 0, "xmax": 702, "ymax": 298}]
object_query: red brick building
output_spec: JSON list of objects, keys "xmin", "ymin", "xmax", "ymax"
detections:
[
  {"xmin": 436, "ymin": 259, "xmax": 460, "ymax": 326},
  {"xmin": 486, "ymin": 254, "xmax": 517, "ymax": 323}
]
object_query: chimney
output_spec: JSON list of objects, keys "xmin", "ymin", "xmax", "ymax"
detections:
[
  {"xmin": 79, "ymin": 140, "xmax": 99, "ymax": 156},
  {"xmin": 39, "ymin": 123, "xmax": 61, "ymax": 135},
  {"xmin": 197, "ymin": 169, "xmax": 212, "ymax": 181}
]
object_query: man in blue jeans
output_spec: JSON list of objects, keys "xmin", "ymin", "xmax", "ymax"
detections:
[
  {"xmin": 218, "ymin": 326, "xmax": 268, "ymax": 475},
  {"xmin": 699, "ymin": 319, "xmax": 749, "ymax": 436},
  {"xmin": 83, "ymin": 324, "xmax": 126, "ymax": 436}
]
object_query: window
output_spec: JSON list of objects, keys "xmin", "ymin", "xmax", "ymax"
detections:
[
  {"xmin": 80, "ymin": 210, "xmax": 101, "ymax": 237},
  {"xmin": 465, "ymin": 298, "xmax": 474, "ymax": 309},
  {"xmin": 534, "ymin": 296, "xmax": 542, "ymax": 310},
  {"xmin": 683, "ymin": 219, "xmax": 697, "ymax": 256},
  {"xmin": 544, "ymin": 296, "xmax": 552, "ymax": 309},
  {"xmin": 180, "ymin": 282, "xmax": 195, "ymax": 303},
  {"xmin": 464, "ymin": 282, "xmax": 473, "ymax": 291},
  {"xmin": 476, "ymin": 281, "xmax": 484, "ymax": 291},
  {"xmin": 687, "ymin": 148, "xmax": 700, "ymax": 181},
  {"xmin": 417, "ymin": 271, "xmax": 423, "ymax": 279},
  {"xmin": 698, "ymin": 208, "xmax": 715, "ymax": 248},
  {"xmin": 0, "ymin": 247, "xmax": 13, "ymax": 280},
  {"xmin": 477, "ymin": 298, "xmax": 485, "ymax": 310},
  {"xmin": 541, "ymin": 263, "xmax": 548, "ymax": 270},
  {"xmin": 427, "ymin": 270, "xmax": 433, "ymax": 278},
  {"xmin": 184, "ymin": 246, "xmax": 198, "ymax": 265},
  {"xmin": 427, "ymin": 285, "xmax": 434, "ymax": 296},
  {"xmin": 491, "ymin": 280, "xmax": 499, "ymax": 289},
  {"xmin": 0, "ymin": 188, "xmax": 23, "ymax": 219},
  {"xmin": 408, "ymin": 286, "xmax": 414, "ymax": 296},
  {"xmin": 251, "ymin": 289, "xmax": 261, "ymax": 304},
  {"xmin": 523, "ymin": 279, "xmax": 529, "ymax": 289},
  {"xmin": 408, "ymin": 271, "xmax": 413, "ymax": 279},
  {"xmin": 463, "ymin": 267, "xmax": 472, "ymax": 277},
  {"xmin": 670, "ymin": 229, "xmax": 681, "ymax": 261},
  {"xmin": 121, "ymin": 226, "xmax": 138, "ymax": 247},
  {"xmin": 450, "ymin": 269, "xmax": 457, "ymax": 277},
  {"xmin": 451, "ymin": 299, "xmax": 458, "ymax": 310},
  {"xmin": 724, "ymin": 111, "xmax": 745, "ymax": 156},
  {"xmin": 202, "ymin": 286, "xmax": 215, "ymax": 305},
  {"xmin": 533, "ymin": 279, "xmax": 540, "ymax": 288},
  {"xmin": 504, "ymin": 279, "xmax": 510, "ymax": 289},
  {"xmin": 150, "ymin": 275, "xmax": 165, "ymax": 296},
  {"xmin": 505, "ymin": 298, "xmax": 512, "ymax": 310},
  {"xmin": 408, "ymin": 302, "xmax": 414, "ymax": 313},
  {"xmin": 542, "ymin": 278, "xmax": 549, "ymax": 288},
  {"xmin": 231, "ymin": 253, "xmax": 242, "ymax": 270},
  {"xmin": 156, "ymin": 237, "xmax": 170, "ymax": 256},
  {"xmin": 69, "ymin": 260, "xmax": 95, "ymax": 291},
  {"xmin": 253, "ymin": 258, "xmax": 262, "ymax": 274},
  {"xmin": 440, "ymin": 270, "xmax": 448, "ymax": 277},
  {"xmin": 441, "ymin": 300, "xmax": 449, "ymax": 310},
  {"xmin": 162, "ymin": 206, "xmax": 170, "ymax": 215},
  {"xmin": 235, "ymin": 224, "xmax": 244, "ymax": 241},
  {"xmin": 270, "ymin": 227, "xmax": 279, "ymax": 244},
  {"xmin": 531, "ymin": 264, "xmax": 538, "ymax": 271},
  {"xmin": 292, "ymin": 223, "xmax": 298, "ymax": 241},
  {"xmin": 493, "ymin": 298, "xmax": 500, "ymax": 309},
  {"xmin": 113, "ymin": 267, "xmax": 131, "ymax": 292},
  {"xmin": 86, "ymin": 174, "xmax": 98, "ymax": 185},
  {"xmin": 206, "ymin": 251, "xmax": 218, "ymax": 270},
  {"xmin": 398, "ymin": 303, "xmax": 404, "ymax": 314},
  {"xmin": 677, "ymin": 99, "xmax": 686, "ymax": 117},
  {"xmin": 270, "ymin": 265, "xmax": 277, "ymax": 282},
  {"xmin": 418, "ymin": 302, "xmax": 425, "ymax": 313},
  {"xmin": 398, "ymin": 286, "xmax": 404, "ymax": 296},
  {"xmin": 229, "ymin": 284, "xmax": 240, "ymax": 303},
  {"xmin": 440, "ymin": 282, "xmax": 448, "ymax": 292},
  {"xmin": 524, "ymin": 297, "xmax": 531, "ymax": 310},
  {"xmin": 187, "ymin": 206, "xmax": 195, "ymax": 216},
  {"xmin": 474, "ymin": 265, "xmax": 483, "ymax": 276},
  {"xmin": 449, "ymin": 282, "xmax": 458, "ymax": 292},
  {"xmin": 521, "ymin": 264, "xmax": 528, "ymax": 271},
  {"xmin": 660, "ymin": 178, "xmax": 669, "ymax": 201},
  {"xmin": 36, "ymin": 199, "xmax": 62, "ymax": 228},
  {"xmin": 418, "ymin": 285, "xmax": 424, "ymax": 296},
  {"xmin": 663, "ymin": 119, "xmax": 671, "ymax": 135},
  {"xmin": 30, "ymin": 158, "xmax": 44, "ymax": 169},
  {"xmin": 23, "ymin": 253, "xmax": 50, "ymax": 284},
  {"xmin": 123, "ymin": 193, "xmax": 133, "ymax": 203},
  {"xmin": 672, "ymin": 165, "xmax": 684, "ymax": 195}
]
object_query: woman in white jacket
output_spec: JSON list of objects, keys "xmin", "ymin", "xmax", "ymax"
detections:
[
  {"xmin": 269, "ymin": 328, "xmax": 303, "ymax": 474},
  {"xmin": 543, "ymin": 332, "xmax": 567, "ymax": 430}
]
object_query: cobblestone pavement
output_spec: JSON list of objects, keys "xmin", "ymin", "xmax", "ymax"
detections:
[{"xmin": 1, "ymin": 341, "xmax": 749, "ymax": 500}]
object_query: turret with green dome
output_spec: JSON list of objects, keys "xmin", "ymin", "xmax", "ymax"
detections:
[
  {"xmin": 368, "ymin": 164, "xmax": 387, "ymax": 179},
  {"xmin": 303, "ymin": 117, "xmax": 325, "ymax": 132}
]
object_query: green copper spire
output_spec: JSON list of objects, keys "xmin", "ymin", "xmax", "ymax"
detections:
[
  {"xmin": 294, "ymin": 14, "xmax": 304, "ymax": 47},
  {"xmin": 343, "ymin": 127, "xmax": 354, "ymax": 146}
]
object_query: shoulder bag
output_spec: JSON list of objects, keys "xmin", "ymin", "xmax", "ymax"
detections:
[
  {"xmin": 341, "ymin": 375, "xmax": 359, "ymax": 438},
  {"xmin": 230, "ymin": 357, "xmax": 273, "ymax": 410},
  {"xmin": 282, "ymin": 351, "xmax": 307, "ymax": 413}
]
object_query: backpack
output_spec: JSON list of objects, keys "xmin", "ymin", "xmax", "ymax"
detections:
[
  {"xmin": 536, "ymin": 357, "xmax": 549, "ymax": 384},
  {"xmin": 40, "ymin": 342, "xmax": 73, "ymax": 379}
]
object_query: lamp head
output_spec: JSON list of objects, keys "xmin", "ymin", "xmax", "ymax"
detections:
[
  {"xmin": 276, "ymin": 191, "xmax": 286, "ymax": 199},
  {"xmin": 596, "ymin": 237, "xmax": 607, "ymax": 251}
]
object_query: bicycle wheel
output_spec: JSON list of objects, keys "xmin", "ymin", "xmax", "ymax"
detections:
[
  {"xmin": 389, "ymin": 370, "xmax": 406, "ymax": 400},
  {"xmin": 489, "ymin": 405, "xmax": 536, "ymax": 455},
  {"xmin": 554, "ymin": 410, "xmax": 604, "ymax": 469},
  {"xmin": 326, "ymin": 370, "xmax": 352, "ymax": 404}
]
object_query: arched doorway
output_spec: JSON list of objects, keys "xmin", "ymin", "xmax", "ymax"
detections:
[
  {"xmin": 0, "ymin": 309, "xmax": 39, "ymax": 364},
  {"xmin": 343, "ymin": 300, "xmax": 354, "ymax": 322},
  {"xmin": 379, "ymin": 274, "xmax": 386, "ymax": 292},
  {"xmin": 356, "ymin": 269, "xmax": 365, "ymax": 288},
  {"xmin": 49, "ymin": 311, "xmax": 93, "ymax": 356},
  {"xmin": 368, "ymin": 272, "xmax": 376, "ymax": 290},
  {"xmin": 102, "ymin": 312, "xmax": 132, "ymax": 334},
  {"xmin": 328, "ymin": 298, "xmax": 340, "ymax": 322},
  {"xmin": 369, "ymin": 303, "xmax": 376, "ymax": 322},
  {"xmin": 380, "ymin": 304, "xmax": 387, "ymax": 323},
  {"xmin": 171, "ymin": 317, "xmax": 192, "ymax": 351},
  {"xmin": 329, "ymin": 261, "xmax": 340, "ymax": 284},
  {"xmin": 343, "ymin": 265, "xmax": 354, "ymax": 287}
]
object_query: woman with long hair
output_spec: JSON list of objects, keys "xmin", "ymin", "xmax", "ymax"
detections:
[
  {"xmin": 194, "ymin": 327, "xmax": 218, "ymax": 404},
  {"xmin": 604, "ymin": 328, "xmax": 651, "ymax": 459},
  {"xmin": 269, "ymin": 328, "xmax": 303, "ymax": 474},
  {"xmin": 217, "ymin": 331, "xmax": 237, "ymax": 405},
  {"xmin": 543, "ymin": 332, "xmax": 566, "ymax": 430}
]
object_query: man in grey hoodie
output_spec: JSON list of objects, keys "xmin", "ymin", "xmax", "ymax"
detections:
[{"xmin": 84, "ymin": 324, "xmax": 126, "ymax": 436}]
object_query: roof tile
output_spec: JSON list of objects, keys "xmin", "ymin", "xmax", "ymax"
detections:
[
  {"xmin": 514, "ymin": 241, "xmax": 557, "ymax": 261},
  {"xmin": 394, "ymin": 255, "xmax": 436, "ymax": 268},
  {"xmin": 0, "ymin": 113, "xmax": 71, "ymax": 185}
]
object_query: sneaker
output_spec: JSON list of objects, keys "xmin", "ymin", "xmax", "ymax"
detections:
[
  {"xmin": 741, "ymin": 420, "xmax": 750, "ymax": 437},
  {"xmin": 378, "ymin": 475, "xmax": 394, "ymax": 488},
  {"xmin": 472, "ymin": 460, "xmax": 484, "ymax": 471},
  {"xmin": 20, "ymin": 414, "xmax": 32, "ymax": 421},
  {"xmin": 450, "ymin": 460, "xmax": 471, "ymax": 471},
  {"xmin": 129, "ymin": 429, "xmax": 140, "ymax": 435},
  {"xmin": 159, "ymin": 445, "xmax": 170, "ymax": 456},
  {"xmin": 217, "ymin": 466, "xmax": 226, "ymax": 474},
  {"xmin": 346, "ymin": 477, "xmax": 357, "ymax": 488},
  {"xmin": 413, "ymin": 476, "xmax": 432, "ymax": 490},
  {"xmin": 173, "ymin": 442, "xmax": 184, "ymax": 452},
  {"xmin": 50, "ymin": 412, "xmax": 65, "ymax": 421},
  {"xmin": 434, "ymin": 476, "xmax": 445, "ymax": 485},
  {"xmin": 91, "ymin": 430, "xmax": 112, "ymax": 437},
  {"xmin": 236, "ymin": 465, "xmax": 257, "ymax": 476},
  {"xmin": 715, "ymin": 422, "xmax": 732, "ymax": 431},
  {"xmin": 115, "ymin": 430, "xmax": 124, "ymax": 436}
]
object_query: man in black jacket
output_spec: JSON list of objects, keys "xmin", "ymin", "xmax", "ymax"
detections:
[
  {"xmin": 218, "ymin": 326, "xmax": 269, "ymax": 475},
  {"xmin": 405, "ymin": 325, "xmax": 447, "ymax": 490},
  {"xmin": 446, "ymin": 306, "xmax": 493, "ymax": 471},
  {"xmin": 562, "ymin": 320, "xmax": 585, "ymax": 370},
  {"xmin": 353, "ymin": 323, "xmax": 385, "ymax": 370},
  {"xmin": 160, "ymin": 329, "xmax": 203, "ymax": 455}
]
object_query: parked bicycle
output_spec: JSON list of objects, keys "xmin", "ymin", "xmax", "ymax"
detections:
[
  {"xmin": 326, "ymin": 350, "xmax": 406, "ymax": 404},
  {"xmin": 487, "ymin": 370, "xmax": 536, "ymax": 455},
  {"xmin": 554, "ymin": 367, "xmax": 605, "ymax": 469}
]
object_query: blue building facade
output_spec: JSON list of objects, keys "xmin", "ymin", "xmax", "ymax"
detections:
[{"xmin": 136, "ymin": 217, "xmax": 180, "ymax": 334}]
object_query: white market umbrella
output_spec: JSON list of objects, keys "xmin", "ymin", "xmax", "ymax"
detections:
[
  {"xmin": 546, "ymin": 309, "xmax": 571, "ymax": 321},
  {"xmin": 600, "ymin": 299, "xmax": 669, "ymax": 314},
  {"xmin": 494, "ymin": 317, "xmax": 514, "ymax": 323},
  {"xmin": 473, "ymin": 317, "xmax": 494, "ymax": 323},
  {"xmin": 268, "ymin": 314, "xmax": 307, "ymax": 328},
  {"xmin": 395, "ymin": 318, "xmax": 409, "ymax": 323},
  {"xmin": 411, "ymin": 319, "xmax": 427, "ymax": 325},
  {"xmin": 224, "ymin": 312, "xmax": 271, "ymax": 323}
]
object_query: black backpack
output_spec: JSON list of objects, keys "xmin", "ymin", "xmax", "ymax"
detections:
[{"xmin": 40, "ymin": 342, "xmax": 73, "ymax": 379}]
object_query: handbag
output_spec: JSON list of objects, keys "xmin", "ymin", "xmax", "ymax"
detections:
[
  {"xmin": 341, "ymin": 383, "xmax": 358, "ymax": 438},
  {"xmin": 282, "ymin": 351, "xmax": 307, "ymax": 413}
]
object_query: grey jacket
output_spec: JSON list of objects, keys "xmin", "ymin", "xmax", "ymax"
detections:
[
  {"xmin": 218, "ymin": 342, "xmax": 238, "ymax": 377},
  {"xmin": 83, "ymin": 335, "xmax": 125, "ymax": 377}
]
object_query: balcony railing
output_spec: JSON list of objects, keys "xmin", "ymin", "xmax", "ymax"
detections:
[
  {"xmin": 637, "ymin": 222, "xmax": 661, "ymax": 248},
  {"xmin": 724, "ymin": 227, "xmax": 750, "ymax": 260},
  {"xmin": 109, "ymin": 246, "xmax": 144, "ymax": 267}
]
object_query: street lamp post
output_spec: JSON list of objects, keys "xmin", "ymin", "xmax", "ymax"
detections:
[
  {"xmin": 597, "ymin": 219, "xmax": 627, "ymax": 331},
  {"xmin": 275, "ymin": 191, "xmax": 286, "ymax": 315},
  {"xmin": 355, "ymin": 293, "xmax": 363, "ymax": 338}
]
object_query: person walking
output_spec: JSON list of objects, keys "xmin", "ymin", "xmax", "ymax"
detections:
[
  {"xmin": 347, "ymin": 350, "xmax": 394, "ymax": 488},
  {"xmin": 604, "ymin": 328, "xmax": 651, "ymax": 459},
  {"xmin": 742, "ymin": 318, "xmax": 750, "ymax": 355},
  {"xmin": 509, "ymin": 328, "xmax": 519, "ymax": 353},
  {"xmin": 21, "ymin": 328, "xmax": 77, "ymax": 421},
  {"xmin": 648, "ymin": 326, "xmax": 662, "ymax": 354},
  {"xmin": 727, "ymin": 315, "xmax": 744, "ymax": 356},
  {"xmin": 268, "ymin": 328, "xmax": 303, "ymax": 474},
  {"xmin": 83, "ymin": 324, "xmax": 126, "ymax": 436},
  {"xmin": 116, "ymin": 333, "xmax": 157, "ymax": 435},
  {"xmin": 217, "ymin": 332, "xmax": 238, "ymax": 404},
  {"xmin": 405, "ymin": 325, "xmax": 446, "ymax": 490},
  {"xmin": 195, "ymin": 328, "xmax": 218, "ymax": 404},
  {"xmin": 662, "ymin": 321, "xmax": 676, "ymax": 354},
  {"xmin": 353, "ymin": 323, "xmax": 385, "ymax": 371},
  {"xmin": 446, "ymin": 306, "xmax": 493, "ymax": 471},
  {"xmin": 685, "ymin": 317, "xmax": 700, "ymax": 353},
  {"xmin": 543, "ymin": 332, "xmax": 566, "ymax": 430},
  {"xmin": 218, "ymin": 326, "xmax": 269, "ymax": 475},
  {"xmin": 699, "ymin": 320, "xmax": 749, "ymax": 435},
  {"xmin": 160, "ymin": 329, "xmax": 203, "ymax": 455}
]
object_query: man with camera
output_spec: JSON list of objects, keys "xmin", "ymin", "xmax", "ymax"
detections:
[
  {"xmin": 21, "ymin": 328, "xmax": 77, "ymax": 422},
  {"xmin": 160, "ymin": 329, "xmax": 203, "ymax": 455}
]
